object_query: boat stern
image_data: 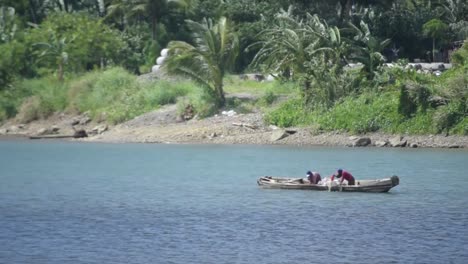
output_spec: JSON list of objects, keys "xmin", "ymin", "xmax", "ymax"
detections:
[{"xmin": 391, "ymin": 175, "xmax": 399, "ymax": 187}]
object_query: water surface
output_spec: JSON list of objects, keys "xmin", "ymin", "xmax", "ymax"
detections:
[{"xmin": 1, "ymin": 141, "xmax": 467, "ymax": 263}]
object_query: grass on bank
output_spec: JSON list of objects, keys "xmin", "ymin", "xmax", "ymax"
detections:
[
  {"xmin": 0, "ymin": 76, "xmax": 68, "ymax": 122},
  {"xmin": 264, "ymin": 66, "xmax": 467, "ymax": 135},
  {"xmin": 0, "ymin": 68, "xmax": 204, "ymax": 124},
  {"xmin": 0, "ymin": 68, "xmax": 295, "ymax": 124},
  {"xmin": 66, "ymin": 68, "xmax": 196, "ymax": 123},
  {"xmin": 0, "ymin": 68, "xmax": 283, "ymax": 124},
  {"xmin": 224, "ymin": 74, "xmax": 297, "ymax": 95},
  {"xmin": 265, "ymin": 91, "xmax": 467, "ymax": 135},
  {"xmin": 1, "ymin": 66, "xmax": 466, "ymax": 136}
]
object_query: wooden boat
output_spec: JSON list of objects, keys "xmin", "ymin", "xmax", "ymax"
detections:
[{"xmin": 257, "ymin": 175, "xmax": 399, "ymax": 193}]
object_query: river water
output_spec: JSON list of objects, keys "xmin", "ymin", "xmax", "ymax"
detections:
[{"xmin": 0, "ymin": 140, "xmax": 467, "ymax": 264}]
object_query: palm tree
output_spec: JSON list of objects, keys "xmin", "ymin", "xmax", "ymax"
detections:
[
  {"xmin": 163, "ymin": 16, "xmax": 239, "ymax": 107},
  {"xmin": 423, "ymin": 19, "xmax": 448, "ymax": 62}
]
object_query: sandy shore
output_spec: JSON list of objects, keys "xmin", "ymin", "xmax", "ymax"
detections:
[{"xmin": 1, "ymin": 104, "xmax": 467, "ymax": 148}]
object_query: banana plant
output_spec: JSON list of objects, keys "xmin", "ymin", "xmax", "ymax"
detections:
[
  {"xmin": 33, "ymin": 33, "xmax": 74, "ymax": 81},
  {"xmin": 347, "ymin": 20, "xmax": 390, "ymax": 79},
  {"xmin": 250, "ymin": 6, "xmax": 349, "ymax": 106}
]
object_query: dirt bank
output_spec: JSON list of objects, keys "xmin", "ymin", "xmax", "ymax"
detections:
[{"xmin": 1, "ymin": 104, "xmax": 467, "ymax": 148}]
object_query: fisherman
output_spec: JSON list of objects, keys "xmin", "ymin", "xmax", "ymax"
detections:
[
  {"xmin": 306, "ymin": 170, "xmax": 322, "ymax": 184},
  {"xmin": 331, "ymin": 169, "xmax": 355, "ymax": 185}
]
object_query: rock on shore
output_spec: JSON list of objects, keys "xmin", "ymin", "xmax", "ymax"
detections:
[
  {"xmin": 1, "ymin": 104, "xmax": 467, "ymax": 148},
  {"xmin": 81, "ymin": 105, "xmax": 467, "ymax": 148}
]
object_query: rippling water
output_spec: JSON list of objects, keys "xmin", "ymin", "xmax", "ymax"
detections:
[{"xmin": 1, "ymin": 140, "xmax": 467, "ymax": 264}]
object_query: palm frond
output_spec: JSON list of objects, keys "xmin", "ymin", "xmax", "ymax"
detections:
[{"xmin": 163, "ymin": 16, "xmax": 238, "ymax": 105}]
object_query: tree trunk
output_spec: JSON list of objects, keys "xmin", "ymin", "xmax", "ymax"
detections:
[
  {"xmin": 432, "ymin": 37, "xmax": 436, "ymax": 62},
  {"xmin": 302, "ymin": 78, "xmax": 312, "ymax": 106},
  {"xmin": 28, "ymin": 0, "xmax": 38, "ymax": 24},
  {"xmin": 58, "ymin": 61, "xmax": 64, "ymax": 82},
  {"xmin": 339, "ymin": 0, "xmax": 352, "ymax": 26},
  {"xmin": 216, "ymin": 84, "xmax": 226, "ymax": 107},
  {"xmin": 150, "ymin": 0, "xmax": 163, "ymax": 41},
  {"xmin": 219, "ymin": 93, "xmax": 226, "ymax": 107},
  {"xmin": 98, "ymin": 0, "xmax": 105, "ymax": 17},
  {"xmin": 151, "ymin": 15, "xmax": 157, "ymax": 40},
  {"xmin": 63, "ymin": 0, "xmax": 70, "ymax": 13}
]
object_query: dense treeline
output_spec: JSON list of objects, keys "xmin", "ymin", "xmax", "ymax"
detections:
[
  {"xmin": 0, "ymin": 0, "xmax": 467, "ymax": 134},
  {"xmin": 1, "ymin": 0, "xmax": 466, "ymax": 83}
]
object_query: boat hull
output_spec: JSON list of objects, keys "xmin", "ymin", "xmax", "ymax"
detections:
[{"xmin": 257, "ymin": 175, "xmax": 399, "ymax": 193}]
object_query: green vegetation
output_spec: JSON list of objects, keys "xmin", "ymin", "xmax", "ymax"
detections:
[
  {"xmin": 423, "ymin": 19, "xmax": 449, "ymax": 62},
  {"xmin": 163, "ymin": 16, "xmax": 239, "ymax": 107},
  {"xmin": 224, "ymin": 75, "xmax": 296, "ymax": 95},
  {"xmin": 265, "ymin": 64, "xmax": 468, "ymax": 135},
  {"xmin": 250, "ymin": 8, "xmax": 348, "ymax": 107},
  {"xmin": 0, "ymin": 0, "xmax": 467, "ymax": 136},
  {"xmin": 1, "ymin": 68, "xmax": 200, "ymax": 124}
]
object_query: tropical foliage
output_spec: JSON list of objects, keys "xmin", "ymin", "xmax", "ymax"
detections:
[
  {"xmin": 33, "ymin": 34, "xmax": 70, "ymax": 82},
  {"xmin": 163, "ymin": 16, "xmax": 239, "ymax": 106},
  {"xmin": 250, "ymin": 6, "xmax": 391, "ymax": 107},
  {"xmin": 0, "ymin": 0, "xmax": 467, "ymax": 135},
  {"xmin": 26, "ymin": 12, "xmax": 126, "ymax": 77},
  {"xmin": 347, "ymin": 21, "xmax": 390, "ymax": 79},
  {"xmin": 106, "ymin": 0, "xmax": 194, "ymax": 40},
  {"xmin": 422, "ymin": 19, "xmax": 449, "ymax": 62},
  {"xmin": 250, "ymin": 7, "xmax": 348, "ymax": 107}
]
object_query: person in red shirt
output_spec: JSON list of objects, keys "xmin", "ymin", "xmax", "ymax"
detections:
[{"xmin": 331, "ymin": 169, "xmax": 355, "ymax": 185}]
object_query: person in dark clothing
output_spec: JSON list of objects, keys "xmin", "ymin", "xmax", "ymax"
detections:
[{"xmin": 306, "ymin": 170, "xmax": 322, "ymax": 184}]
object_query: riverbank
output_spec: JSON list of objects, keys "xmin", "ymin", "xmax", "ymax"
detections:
[{"xmin": 1, "ymin": 104, "xmax": 467, "ymax": 148}]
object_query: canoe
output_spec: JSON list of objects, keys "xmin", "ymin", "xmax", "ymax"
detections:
[{"xmin": 257, "ymin": 175, "xmax": 399, "ymax": 193}]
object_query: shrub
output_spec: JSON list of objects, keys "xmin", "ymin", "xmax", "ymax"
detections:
[
  {"xmin": 16, "ymin": 96, "xmax": 42, "ymax": 123},
  {"xmin": 137, "ymin": 81, "xmax": 193, "ymax": 108},
  {"xmin": 265, "ymin": 98, "xmax": 313, "ymax": 127},
  {"xmin": 67, "ymin": 68, "xmax": 138, "ymax": 119},
  {"xmin": 8, "ymin": 77, "xmax": 68, "ymax": 121},
  {"xmin": 68, "ymin": 68, "xmax": 201, "ymax": 123},
  {"xmin": 316, "ymin": 92, "xmax": 403, "ymax": 134},
  {"xmin": 28, "ymin": 13, "xmax": 126, "ymax": 75},
  {"xmin": 398, "ymin": 81, "xmax": 431, "ymax": 117},
  {"xmin": 433, "ymin": 102, "xmax": 464, "ymax": 134},
  {"xmin": 396, "ymin": 111, "xmax": 436, "ymax": 134},
  {"xmin": 259, "ymin": 89, "xmax": 277, "ymax": 106},
  {"xmin": 0, "ymin": 91, "xmax": 18, "ymax": 121},
  {"xmin": 450, "ymin": 41, "xmax": 468, "ymax": 66},
  {"xmin": 450, "ymin": 117, "xmax": 468, "ymax": 135},
  {"xmin": 0, "ymin": 109, "xmax": 6, "ymax": 122},
  {"xmin": 177, "ymin": 87, "xmax": 218, "ymax": 119},
  {"xmin": 0, "ymin": 41, "xmax": 28, "ymax": 90},
  {"xmin": 224, "ymin": 76, "xmax": 297, "ymax": 95},
  {"xmin": 437, "ymin": 71, "xmax": 467, "ymax": 112}
]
